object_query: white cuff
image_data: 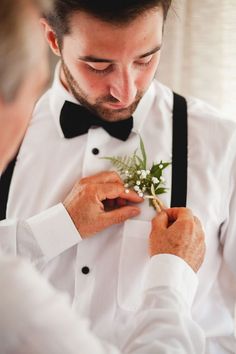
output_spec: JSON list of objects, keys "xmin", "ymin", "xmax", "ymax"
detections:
[
  {"xmin": 143, "ymin": 254, "xmax": 198, "ymax": 307},
  {"xmin": 26, "ymin": 203, "xmax": 81, "ymax": 261}
]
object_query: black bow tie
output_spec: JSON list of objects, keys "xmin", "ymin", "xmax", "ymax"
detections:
[{"xmin": 60, "ymin": 101, "xmax": 133, "ymax": 141}]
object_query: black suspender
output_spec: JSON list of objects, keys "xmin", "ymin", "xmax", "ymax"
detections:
[
  {"xmin": 171, "ymin": 93, "xmax": 188, "ymax": 207},
  {"xmin": 0, "ymin": 92, "xmax": 188, "ymax": 220},
  {"xmin": 0, "ymin": 155, "xmax": 17, "ymax": 220}
]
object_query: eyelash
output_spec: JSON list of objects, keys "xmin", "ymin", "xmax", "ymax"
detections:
[
  {"xmin": 88, "ymin": 65, "xmax": 114, "ymax": 75},
  {"xmin": 87, "ymin": 56, "xmax": 153, "ymax": 75}
]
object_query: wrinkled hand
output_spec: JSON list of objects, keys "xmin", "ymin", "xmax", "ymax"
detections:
[
  {"xmin": 63, "ymin": 171, "xmax": 143, "ymax": 238},
  {"xmin": 149, "ymin": 208, "xmax": 205, "ymax": 272}
]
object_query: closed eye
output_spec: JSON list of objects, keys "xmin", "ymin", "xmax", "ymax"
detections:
[
  {"xmin": 135, "ymin": 55, "xmax": 154, "ymax": 67},
  {"xmin": 87, "ymin": 62, "xmax": 113, "ymax": 75}
]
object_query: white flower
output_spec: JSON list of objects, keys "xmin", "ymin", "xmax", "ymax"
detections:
[
  {"xmin": 134, "ymin": 185, "xmax": 140, "ymax": 191},
  {"xmin": 137, "ymin": 170, "xmax": 141, "ymax": 175},
  {"xmin": 160, "ymin": 176, "xmax": 165, "ymax": 182},
  {"xmin": 124, "ymin": 183, "xmax": 129, "ymax": 188},
  {"xmin": 138, "ymin": 192, "xmax": 144, "ymax": 198},
  {"xmin": 142, "ymin": 186, "xmax": 146, "ymax": 192},
  {"xmin": 140, "ymin": 170, "xmax": 147, "ymax": 179},
  {"xmin": 146, "ymin": 170, "xmax": 150, "ymax": 175},
  {"xmin": 159, "ymin": 164, "xmax": 163, "ymax": 169},
  {"xmin": 136, "ymin": 180, "xmax": 141, "ymax": 185},
  {"xmin": 125, "ymin": 170, "xmax": 129, "ymax": 175},
  {"xmin": 152, "ymin": 177, "xmax": 159, "ymax": 184}
]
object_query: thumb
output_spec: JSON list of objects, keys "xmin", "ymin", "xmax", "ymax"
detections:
[{"xmin": 102, "ymin": 206, "xmax": 140, "ymax": 228}]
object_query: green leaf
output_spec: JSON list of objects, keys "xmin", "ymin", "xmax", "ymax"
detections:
[
  {"xmin": 134, "ymin": 155, "xmax": 145, "ymax": 169},
  {"xmin": 161, "ymin": 162, "xmax": 171, "ymax": 169},
  {"xmin": 155, "ymin": 187, "xmax": 167, "ymax": 195},
  {"xmin": 150, "ymin": 164, "xmax": 162, "ymax": 179},
  {"xmin": 101, "ymin": 156, "xmax": 132, "ymax": 172},
  {"xmin": 139, "ymin": 136, "xmax": 147, "ymax": 169}
]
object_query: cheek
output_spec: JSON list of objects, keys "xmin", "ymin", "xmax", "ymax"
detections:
[
  {"xmin": 137, "ymin": 59, "xmax": 159, "ymax": 89},
  {"xmin": 75, "ymin": 65, "xmax": 107, "ymax": 95}
]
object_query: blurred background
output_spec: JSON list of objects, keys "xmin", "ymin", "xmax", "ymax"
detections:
[
  {"xmin": 49, "ymin": 0, "xmax": 236, "ymax": 119},
  {"xmin": 157, "ymin": 0, "xmax": 236, "ymax": 119}
]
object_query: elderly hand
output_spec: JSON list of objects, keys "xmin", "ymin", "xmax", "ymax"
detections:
[
  {"xmin": 149, "ymin": 208, "xmax": 205, "ymax": 272},
  {"xmin": 63, "ymin": 171, "xmax": 143, "ymax": 238}
]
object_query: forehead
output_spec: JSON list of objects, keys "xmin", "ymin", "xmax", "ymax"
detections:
[{"xmin": 65, "ymin": 9, "xmax": 164, "ymax": 58}]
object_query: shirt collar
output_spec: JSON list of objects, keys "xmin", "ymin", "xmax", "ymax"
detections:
[{"xmin": 49, "ymin": 61, "xmax": 156, "ymax": 138}]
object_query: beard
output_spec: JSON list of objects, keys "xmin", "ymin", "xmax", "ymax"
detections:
[{"xmin": 61, "ymin": 58, "xmax": 145, "ymax": 122}]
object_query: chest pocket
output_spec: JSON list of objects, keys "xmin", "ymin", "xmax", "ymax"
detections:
[{"xmin": 117, "ymin": 219, "xmax": 151, "ymax": 312}]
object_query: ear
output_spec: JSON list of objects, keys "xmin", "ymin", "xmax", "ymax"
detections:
[{"xmin": 40, "ymin": 18, "xmax": 61, "ymax": 57}]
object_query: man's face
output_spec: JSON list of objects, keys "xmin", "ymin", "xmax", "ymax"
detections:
[
  {"xmin": 0, "ymin": 6, "xmax": 49, "ymax": 172},
  {"xmin": 59, "ymin": 8, "xmax": 164, "ymax": 121}
]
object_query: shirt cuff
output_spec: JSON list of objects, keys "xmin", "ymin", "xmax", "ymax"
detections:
[
  {"xmin": 143, "ymin": 254, "xmax": 198, "ymax": 307},
  {"xmin": 26, "ymin": 203, "xmax": 81, "ymax": 261}
]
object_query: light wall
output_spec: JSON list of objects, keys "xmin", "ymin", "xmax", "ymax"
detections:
[{"xmin": 157, "ymin": 0, "xmax": 236, "ymax": 120}]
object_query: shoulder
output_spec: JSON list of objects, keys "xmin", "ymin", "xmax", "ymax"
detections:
[
  {"xmin": 153, "ymin": 79, "xmax": 236, "ymax": 139},
  {"xmin": 186, "ymin": 95, "xmax": 236, "ymax": 144}
]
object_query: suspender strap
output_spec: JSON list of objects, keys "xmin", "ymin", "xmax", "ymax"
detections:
[
  {"xmin": 171, "ymin": 92, "xmax": 188, "ymax": 207},
  {"xmin": 0, "ymin": 155, "xmax": 17, "ymax": 220}
]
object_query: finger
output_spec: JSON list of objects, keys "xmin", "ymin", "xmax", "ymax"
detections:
[
  {"xmin": 152, "ymin": 210, "xmax": 169, "ymax": 230},
  {"xmin": 81, "ymin": 171, "xmax": 123, "ymax": 185},
  {"xmin": 96, "ymin": 183, "xmax": 125, "ymax": 201},
  {"xmin": 102, "ymin": 206, "xmax": 140, "ymax": 228},
  {"xmin": 119, "ymin": 190, "xmax": 144, "ymax": 203}
]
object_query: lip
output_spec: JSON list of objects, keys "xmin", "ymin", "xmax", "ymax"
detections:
[{"xmin": 104, "ymin": 103, "xmax": 129, "ymax": 110}]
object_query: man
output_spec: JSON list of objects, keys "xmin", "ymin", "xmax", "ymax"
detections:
[
  {"xmin": 1, "ymin": 0, "xmax": 235, "ymax": 352},
  {"xmin": 0, "ymin": 0, "xmax": 206, "ymax": 353}
]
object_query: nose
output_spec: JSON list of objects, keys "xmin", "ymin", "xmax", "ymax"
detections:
[{"xmin": 109, "ymin": 69, "xmax": 137, "ymax": 107}]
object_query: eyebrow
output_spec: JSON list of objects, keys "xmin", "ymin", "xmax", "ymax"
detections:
[{"xmin": 77, "ymin": 45, "xmax": 162, "ymax": 63}]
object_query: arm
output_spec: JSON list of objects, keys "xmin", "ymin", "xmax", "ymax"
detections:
[
  {"xmin": 0, "ymin": 253, "xmax": 204, "ymax": 354},
  {"xmin": 0, "ymin": 171, "xmax": 142, "ymax": 267},
  {"xmin": 0, "ymin": 206, "xmax": 205, "ymax": 354}
]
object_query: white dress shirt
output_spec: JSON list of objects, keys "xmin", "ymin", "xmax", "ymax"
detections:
[
  {"xmin": 3, "ymin": 62, "xmax": 236, "ymax": 353},
  {"xmin": 0, "ymin": 221, "xmax": 204, "ymax": 354}
]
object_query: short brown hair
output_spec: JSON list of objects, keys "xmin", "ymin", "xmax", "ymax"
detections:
[
  {"xmin": 0, "ymin": 0, "xmax": 52, "ymax": 102},
  {"xmin": 46, "ymin": 0, "xmax": 172, "ymax": 48}
]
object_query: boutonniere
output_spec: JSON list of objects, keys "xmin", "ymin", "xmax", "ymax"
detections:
[{"xmin": 103, "ymin": 136, "xmax": 171, "ymax": 211}]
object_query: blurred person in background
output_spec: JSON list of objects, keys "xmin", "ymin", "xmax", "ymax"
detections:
[{"xmin": 0, "ymin": 0, "xmax": 206, "ymax": 353}]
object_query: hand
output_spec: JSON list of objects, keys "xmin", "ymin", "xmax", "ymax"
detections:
[
  {"xmin": 63, "ymin": 171, "xmax": 143, "ymax": 238},
  {"xmin": 149, "ymin": 208, "xmax": 205, "ymax": 272}
]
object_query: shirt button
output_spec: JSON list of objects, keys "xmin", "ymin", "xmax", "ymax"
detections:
[
  {"xmin": 92, "ymin": 148, "xmax": 99, "ymax": 155},
  {"xmin": 81, "ymin": 266, "xmax": 90, "ymax": 275}
]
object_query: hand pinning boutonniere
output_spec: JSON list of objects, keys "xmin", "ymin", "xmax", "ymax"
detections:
[{"xmin": 102, "ymin": 136, "xmax": 171, "ymax": 211}]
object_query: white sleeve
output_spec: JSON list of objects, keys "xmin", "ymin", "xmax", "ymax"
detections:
[
  {"xmin": 0, "ymin": 248, "xmax": 205, "ymax": 354},
  {"xmin": 0, "ymin": 203, "xmax": 81, "ymax": 266},
  {"xmin": 118, "ymin": 255, "xmax": 205, "ymax": 353}
]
